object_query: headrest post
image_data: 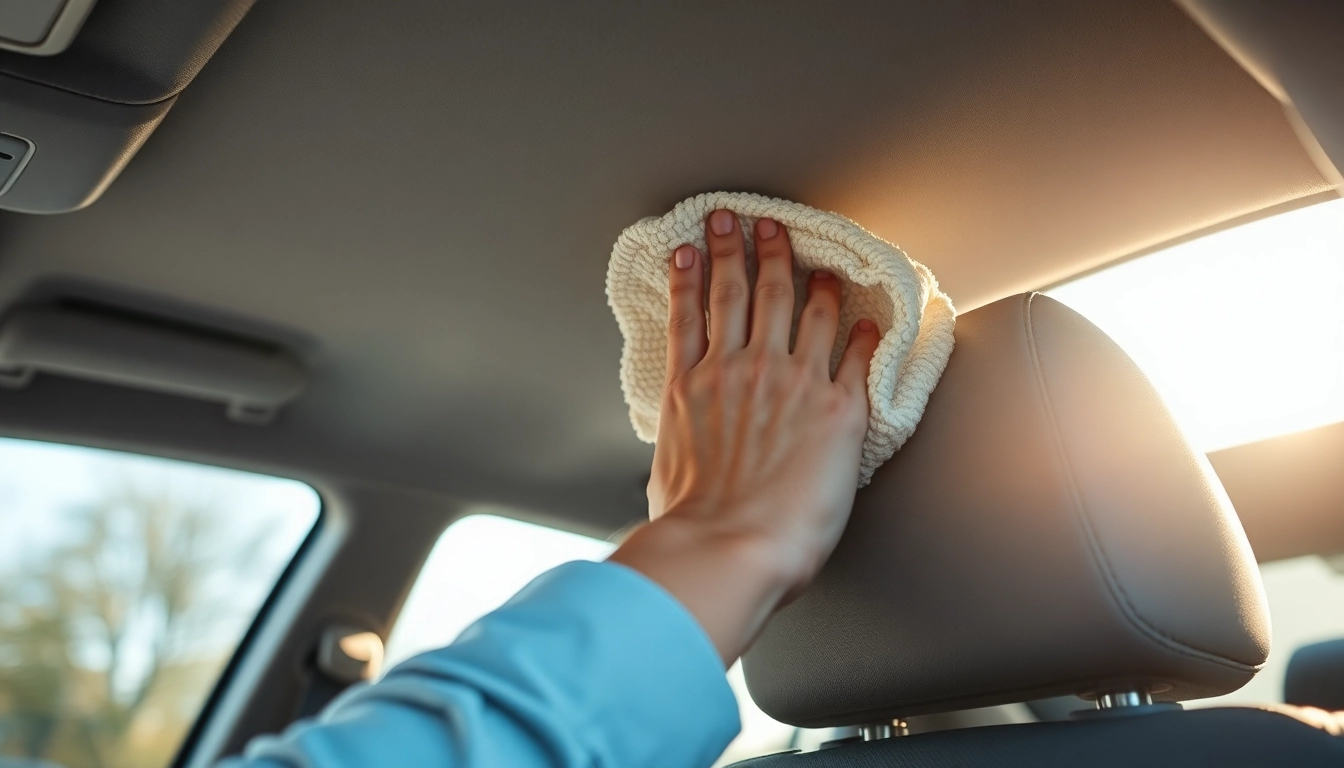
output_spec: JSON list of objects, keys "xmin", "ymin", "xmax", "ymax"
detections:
[
  {"xmin": 860, "ymin": 720, "xmax": 909, "ymax": 741},
  {"xmin": 1095, "ymin": 690, "xmax": 1153, "ymax": 710}
]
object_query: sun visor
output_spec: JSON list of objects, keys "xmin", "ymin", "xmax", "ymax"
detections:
[{"xmin": 0, "ymin": 0, "xmax": 257, "ymax": 213}]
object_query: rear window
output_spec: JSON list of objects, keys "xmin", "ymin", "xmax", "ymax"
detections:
[{"xmin": 0, "ymin": 437, "xmax": 320, "ymax": 768}]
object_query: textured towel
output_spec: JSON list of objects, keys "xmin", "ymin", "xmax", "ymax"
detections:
[{"xmin": 607, "ymin": 192, "xmax": 955, "ymax": 486}]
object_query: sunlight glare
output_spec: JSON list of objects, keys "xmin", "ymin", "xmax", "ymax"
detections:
[{"xmin": 1047, "ymin": 198, "xmax": 1344, "ymax": 452}]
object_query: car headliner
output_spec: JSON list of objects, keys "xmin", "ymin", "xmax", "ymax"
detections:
[{"xmin": 0, "ymin": 0, "xmax": 1334, "ymax": 531}]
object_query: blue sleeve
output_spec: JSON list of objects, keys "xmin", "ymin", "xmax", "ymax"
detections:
[{"xmin": 222, "ymin": 560, "xmax": 742, "ymax": 768}]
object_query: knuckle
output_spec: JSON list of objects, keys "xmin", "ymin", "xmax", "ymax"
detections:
[
  {"xmin": 749, "ymin": 352, "xmax": 772, "ymax": 377},
  {"xmin": 805, "ymin": 303, "xmax": 836, "ymax": 323},
  {"xmin": 843, "ymin": 347, "xmax": 870, "ymax": 366},
  {"xmin": 749, "ymin": 353, "xmax": 789, "ymax": 387},
  {"xmin": 755, "ymin": 282, "xmax": 792, "ymax": 302},
  {"xmin": 781, "ymin": 363, "xmax": 808, "ymax": 392},
  {"xmin": 710, "ymin": 244, "xmax": 742, "ymax": 261},
  {"xmin": 668, "ymin": 281, "xmax": 701, "ymax": 300},
  {"xmin": 667, "ymin": 311, "xmax": 699, "ymax": 334},
  {"xmin": 823, "ymin": 388, "xmax": 848, "ymax": 413},
  {"xmin": 716, "ymin": 357, "xmax": 748, "ymax": 386},
  {"xmin": 710, "ymin": 281, "xmax": 746, "ymax": 306}
]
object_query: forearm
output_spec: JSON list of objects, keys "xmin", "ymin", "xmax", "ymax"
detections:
[
  {"xmin": 609, "ymin": 516, "xmax": 808, "ymax": 666},
  {"xmin": 221, "ymin": 561, "xmax": 739, "ymax": 768}
]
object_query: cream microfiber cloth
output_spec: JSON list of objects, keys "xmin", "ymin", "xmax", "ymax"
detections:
[{"xmin": 607, "ymin": 192, "xmax": 956, "ymax": 486}]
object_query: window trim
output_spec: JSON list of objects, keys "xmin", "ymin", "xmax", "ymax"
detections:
[
  {"xmin": 177, "ymin": 489, "xmax": 349, "ymax": 768},
  {"xmin": 171, "ymin": 497, "xmax": 328, "ymax": 768}
]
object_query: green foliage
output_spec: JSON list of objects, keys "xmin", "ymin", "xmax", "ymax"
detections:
[{"xmin": 0, "ymin": 479, "xmax": 264, "ymax": 768}]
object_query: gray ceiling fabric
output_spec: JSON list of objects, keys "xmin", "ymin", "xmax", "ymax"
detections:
[{"xmin": 0, "ymin": 0, "xmax": 1331, "ymax": 528}]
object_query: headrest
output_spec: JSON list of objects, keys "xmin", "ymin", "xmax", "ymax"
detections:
[
  {"xmin": 742, "ymin": 293, "xmax": 1270, "ymax": 727},
  {"xmin": 1285, "ymin": 638, "xmax": 1344, "ymax": 711}
]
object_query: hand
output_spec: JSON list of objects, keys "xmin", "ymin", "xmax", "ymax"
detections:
[{"xmin": 610, "ymin": 209, "xmax": 879, "ymax": 665}]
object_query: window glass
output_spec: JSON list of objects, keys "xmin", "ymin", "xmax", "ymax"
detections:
[
  {"xmin": 385, "ymin": 513, "xmax": 797, "ymax": 766},
  {"xmin": 1046, "ymin": 197, "xmax": 1344, "ymax": 452},
  {"xmin": 0, "ymin": 437, "xmax": 320, "ymax": 768}
]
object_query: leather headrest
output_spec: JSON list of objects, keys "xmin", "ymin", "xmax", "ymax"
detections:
[{"xmin": 742, "ymin": 293, "xmax": 1270, "ymax": 727}]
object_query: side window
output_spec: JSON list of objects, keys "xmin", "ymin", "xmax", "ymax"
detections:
[
  {"xmin": 0, "ymin": 437, "xmax": 320, "ymax": 768},
  {"xmin": 385, "ymin": 513, "xmax": 797, "ymax": 767}
]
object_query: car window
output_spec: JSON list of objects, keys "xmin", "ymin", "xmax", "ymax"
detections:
[
  {"xmin": 1046, "ymin": 197, "xmax": 1344, "ymax": 453},
  {"xmin": 384, "ymin": 513, "xmax": 798, "ymax": 766},
  {"xmin": 0, "ymin": 437, "xmax": 320, "ymax": 768}
]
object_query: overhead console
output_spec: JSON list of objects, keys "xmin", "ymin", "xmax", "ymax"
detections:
[{"xmin": 0, "ymin": 0, "xmax": 256, "ymax": 213}]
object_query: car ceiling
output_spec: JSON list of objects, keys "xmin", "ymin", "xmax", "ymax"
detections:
[{"xmin": 0, "ymin": 0, "xmax": 1335, "ymax": 531}]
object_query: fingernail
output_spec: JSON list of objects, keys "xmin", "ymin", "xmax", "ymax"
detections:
[
  {"xmin": 674, "ymin": 245, "xmax": 696, "ymax": 269},
  {"xmin": 857, "ymin": 319, "xmax": 876, "ymax": 332},
  {"xmin": 709, "ymin": 210, "xmax": 735, "ymax": 236},
  {"xmin": 756, "ymin": 218, "xmax": 779, "ymax": 239}
]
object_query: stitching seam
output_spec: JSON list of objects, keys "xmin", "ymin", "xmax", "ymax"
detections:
[
  {"xmin": 1021, "ymin": 293, "xmax": 1255, "ymax": 674},
  {"xmin": 0, "ymin": 69, "xmax": 180, "ymax": 106}
]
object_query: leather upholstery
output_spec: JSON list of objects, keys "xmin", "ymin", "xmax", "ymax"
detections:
[{"xmin": 742, "ymin": 293, "xmax": 1270, "ymax": 727}]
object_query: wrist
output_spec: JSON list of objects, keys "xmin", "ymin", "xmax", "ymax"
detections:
[
  {"xmin": 609, "ymin": 514, "xmax": 814, "ymax": 665},
  {"xmin": 632, "ymin": 513, "xmax": 813, "ymax": 593}
]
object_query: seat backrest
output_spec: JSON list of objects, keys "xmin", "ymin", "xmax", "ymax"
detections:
[
  {"xmin": 1286, "ymin": 638, "xmax": 1344, "ymax": 711},
  {"xmin": 726, "ymin": 707, "xmax": 1344, "ymax": 767}
]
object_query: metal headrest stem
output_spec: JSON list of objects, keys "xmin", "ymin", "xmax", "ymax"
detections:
[
  {"xmin": 860, "ymin": 720, "xmax": 909, "ymax": 741},
  {"xmin": 1096, "ymin": 690, "xmax": 1153, "ymax": 709}
]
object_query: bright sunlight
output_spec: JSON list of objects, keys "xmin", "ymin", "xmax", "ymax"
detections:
[{"xmin": 1047, "ymin": 197, "xmax": 1344, "ymax": 452}]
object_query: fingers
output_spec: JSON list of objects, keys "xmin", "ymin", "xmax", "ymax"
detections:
[
  {"xmin": 835, "ymin": 319, "xmax": 880, "ymax": 392},
  {"xmin": 666, "ymin": 244, "xmax": 708, "ymax": 380},
  {"xmin": 793, "ymin": 272, "xmax": 842, "ymax": 370},
  {"xmin": 705, "ymin": 209, "xmax": 749, "ymax": 353},
  {"xmin": 749, "ymin": 218, "xmax": 794, "ymax": 353}
]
